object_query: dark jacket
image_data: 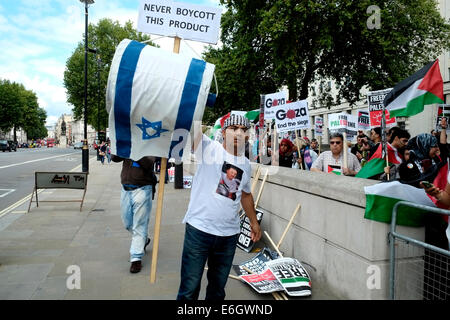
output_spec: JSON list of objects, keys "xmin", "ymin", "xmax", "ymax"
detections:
[{"xmin": 111, "ymin": 155, "xmax": 158, "ymax": 199}]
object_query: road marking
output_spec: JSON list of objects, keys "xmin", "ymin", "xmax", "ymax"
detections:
[
  {"xmin": 0, "ymin": 152, "xmax": 79, "ymax": 170},
  {"xmin": 0, "ymin": 189, "xmax": 15, "ymax": 198},
  {"xmin": 11, "ymin": 211, "xmax": 27, "ymax": 214}
]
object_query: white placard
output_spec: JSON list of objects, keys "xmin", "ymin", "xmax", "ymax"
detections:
[
  {"xmin": 328, "ymin": 113, "xmax": 358, "ymax": 138},
  {"xmin": 137, "ymin": 0, "xmax": 222, "ymax": 44},
  {"xmin": 262, "ymin": 91, "xmax": 288, "ymax": 120},
  {"xmin": 273, "ymin": 100, "xmax": 311, "ymax": 133},
  {"xmin": 315, "ymin": 116, "xmax": 323, "ymax": 136}
]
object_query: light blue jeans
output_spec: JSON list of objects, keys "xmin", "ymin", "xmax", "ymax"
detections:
[{"xmin": 120, "ymin": 185, "xmax": 152, "ymax": 262}]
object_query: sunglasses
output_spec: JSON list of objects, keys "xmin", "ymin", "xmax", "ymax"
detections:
[{"xmin": 330, "ymin": 141, "xmax": 342, "ymax": 145}]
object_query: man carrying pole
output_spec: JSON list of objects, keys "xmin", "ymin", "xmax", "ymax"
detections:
[{"xmin": 176, "ymin": 114, "xmax": 262, "ymax": 300}]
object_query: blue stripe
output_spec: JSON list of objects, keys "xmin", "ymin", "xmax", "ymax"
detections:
[
  {"xmin": 169, "ymin": 58, "xmax": 206, "ymax": 158},
  {"xmin": 114, "ymin": 40, "xmax": 146, "ymax": 158}
]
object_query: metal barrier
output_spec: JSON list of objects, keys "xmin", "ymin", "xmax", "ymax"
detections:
[{"xmin": 389, "ymin": 201, "xmax": 450, "ymax": 300}]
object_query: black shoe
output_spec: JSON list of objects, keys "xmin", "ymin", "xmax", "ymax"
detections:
[
  {"xmin": 130, "ymin": 261, "xmax": 142, "ymax": 273},
  {"xmin": 144, "ymin": 237, "xmax": 151, "ymax": 253}
]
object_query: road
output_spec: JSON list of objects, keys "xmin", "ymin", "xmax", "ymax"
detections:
[{"xmin": 0, "ymin": 147, "xmax": 97, "ymax": 213}]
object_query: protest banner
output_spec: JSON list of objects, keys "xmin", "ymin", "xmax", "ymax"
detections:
[
  {"xmin": 240, "ymin": 268, "xmax": 284, "ymax": 294},
  {"xmin": 357, "ymin": 109, "xmax": 371, "ymax": 131},
  {"xmin": 137, "ymin": 0, "xmax": 222, "ymax": 44},
  {"xmin": 237, "ymin": 208, "xmax": 264, "ymax": 252},
  {"xmin": 314, "ymin": 116, "xmax": 323, "ymax": 136},
  {"xmin": 273, "ymin": 100, "xmax": 311, "ymax": 133},
  {"xmin": 266, "ymin": 257, "xmax": 312, "ymax": 297},
  {"xmin": 328, "ymin": 113, "xmax": 358, "ymax": 138},
  {"xmin": 436, "ymin": 104, "xmax": 450, "ymax": 133},
  {"xmin": 367, "ymin": 88, "xmax": 396, "ymax": 128},
  {"xmin": 233, "ymin": 247, "xmax": 280, "ymax": 276},
  {"xmin": 262, "ymin": 91, "xmax": 288, "ymax": 120}
]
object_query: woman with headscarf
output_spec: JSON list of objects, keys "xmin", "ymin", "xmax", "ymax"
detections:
[
  {"xmin": 399, "ymin": 130, "xmax": 449, "ymax": 299},
  {"xmin": 277, "ymin": 138, "xmax": 296, "ymax": 168}
]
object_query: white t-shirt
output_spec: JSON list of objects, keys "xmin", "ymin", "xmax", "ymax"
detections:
[{"xmin": 183, "ymin": 135, "xmax": 252, "ymax": 236}]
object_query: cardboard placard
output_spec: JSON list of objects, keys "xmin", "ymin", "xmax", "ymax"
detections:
[
  {"xmin": 266, "ymin": 257, "xmax": 312, "ymax": 297},
  {"xmin": 237, "ymin": 208, "xmax": 264, "ymax": 252}
]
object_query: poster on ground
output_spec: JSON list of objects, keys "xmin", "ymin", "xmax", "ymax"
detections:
[
  {"xmin": 266, "ymin": 257, "xmax": 312, "ymax": 297},
  {"xmin": 237, "ymin": 208, "xmax": 264, "ymax": 252},
  {"xmin": 273, "ymin": 100, "xmax": 311, "ymax": 133},
  {"xmin": 233, "ymin": 247, "xmax": 280, "ymax": 276},
  {"xmin": 367, "ymin": 89, "xmax": 396, "ymax": 128},
  {"xmin": 239, "ymin": 268, "xmax": 284, "ymax": 294},
  {"xmin": 262, "ymin": 91, "xmax": 288, "ymax": 120}
]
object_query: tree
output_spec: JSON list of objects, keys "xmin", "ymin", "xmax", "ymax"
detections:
[
  {"xmin": 64, "ymin": 19, "xmax": 154, "ymax": 131},
  {"xmin": 204, "ymin": 0, "xmax": 450, "ymax": 115},
  {"xmin": 0, "ymin": 80, "xmax": 25, "ymax": 135}
]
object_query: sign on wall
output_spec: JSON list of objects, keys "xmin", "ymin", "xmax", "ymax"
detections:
[{"xmin": 137, "ymin": 0, "xmax": 222, "ymax": 44}]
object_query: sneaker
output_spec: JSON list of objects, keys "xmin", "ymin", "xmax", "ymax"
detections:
[
  {"xmin": 130, "ymin": 261, "xmax": 142, "ymax": 273},
  {"xmin": 144, "ymin": 237, "xmax": 151, "ymax": 253}
]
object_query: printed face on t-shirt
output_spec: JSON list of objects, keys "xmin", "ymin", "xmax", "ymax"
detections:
[{"xmin": 216, "ymin": 162, "xmax": 243, "ymax": 201}]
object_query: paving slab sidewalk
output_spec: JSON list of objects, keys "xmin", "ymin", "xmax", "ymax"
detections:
[{"xmin": 0, "ymin": 158, "xmax": 337, "ymax": 300}]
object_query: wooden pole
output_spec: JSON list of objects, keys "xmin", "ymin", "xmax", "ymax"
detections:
[
  {"xmin": 276, "ymin": 204, "xmax": 301, "ymax": 249},
  {"xmin": 318, "ymin": 136, "xmax": 321, "ymax": 154},
  {"xmin": 294, "ymin": 131, "xmax": 303, "ymax": 169},
  {"xmin": 150, "ymin": 36, "xmax": 181, "ymax": 283},
  {"xmin": 342, "ymin": 131, "xmax": 348, "ymax": 172},
  {"xmin": 264, "ymin": 231, "xmax": 283, "ymax": 258},
  {"xmin": 254, "ymin": 168, "xmax": 268, "ymax": 209}
]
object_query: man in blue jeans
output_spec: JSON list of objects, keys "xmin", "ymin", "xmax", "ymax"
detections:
[
  {"xmin": 177, "ymin": 114, "xmax": 262, "ymax": 300},
  {"xmin": 111, "ymin": 155, "xmax": 157, "ymax": 273}
]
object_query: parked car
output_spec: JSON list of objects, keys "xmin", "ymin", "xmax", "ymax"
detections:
[
  {"xmin": 73, "ymin": 142, "xmax": 83, "ymax": 149},
  {"xmin": 0, "ymin": 140, "xmax": 17, "ymax": 152}
]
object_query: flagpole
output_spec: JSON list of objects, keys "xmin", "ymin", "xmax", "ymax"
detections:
[
  {"xmin": 150, "ymin": 36, "xmax": 180, "ymax": 284},
  {"xmin": 382, "ymin": 100, "xmax": 390, "ymax": 180}
]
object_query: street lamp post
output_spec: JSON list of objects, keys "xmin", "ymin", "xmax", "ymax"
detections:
[{"xmin": 80, "ymin": 0, "xmax": 94, "ymax": 173}]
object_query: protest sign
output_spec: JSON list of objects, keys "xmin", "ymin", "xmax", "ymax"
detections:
[
  {"xmin": 367, "ymin": 89, "xmax": 396, "ymax": 128},
  {"xmin": 273, "ymin": 100, "xmax": 311, "ymax": 133},
  {"xmin": 266, "ymin": 257, "xmax": 312, "ymax": 297},
  {"xmin": 328, "ymin": 113, "xmax": 358, "ymax": 138},
  {"xmin": 233, "ymin": 247, "xmax": 280, "ymax": 276},
  {"xmin": 436, "ymin": 104, "xmax": 450, "ymax": 133},
  {"xmin": 262, "ymin": 91, "xmax": 288, "ymax": 120},
  {"xmin": 182, "ymin": 176, "xmax": 192, "ymax": 188},
  {"xmin": 357, "ymin": 110, "xmax": 370, "ymax": 131},
  {"xmin": 237, "ymin": 208, "xmax": 264, "ymax": 252},
  {"xmin": 137, "ymin": 0, "xmax": 222, "ymax": 44},
  {"xmin": 314, "ymin": 116, "xmax": 323, "ymax": 136},
  {"xmin": 240, "ymin": 268, "xmax": 284, "ymax": 294}
]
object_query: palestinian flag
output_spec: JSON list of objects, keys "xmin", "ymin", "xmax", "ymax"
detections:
[
  {"xmin": 245, "ymin": 109, "xmax": 260, "ymax": 123},
  {"xmin": 208, "ymin": 112, "xmax": 230, "ymax": 140},
  {"xmin": 384, "ymin": 60, "xmax": 444, "ymax": 117},
  {"xmin": 356, "ymin": 143, "xmax": 402, "ymax": 179},
  {"xmin": 364, "ymin": 181, "xmax": 435, "ymax": 227},
  {"xmin": 328, "ymin": 165, "xmax": 341, "ymax": 175}
]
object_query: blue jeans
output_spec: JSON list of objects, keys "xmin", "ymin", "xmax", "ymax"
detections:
[
  {"xmin": 120, "ymin": 185, "xmax": 152, "ymax": 262},
  {"xmin": 177, "ymin": 223, "xmax": 239, "ymax": 301}
]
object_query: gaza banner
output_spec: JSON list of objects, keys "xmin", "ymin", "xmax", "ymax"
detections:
[
  {"xmin": 137, "ymin": 0, "xmax": 222, "ymax": 44},
  {"xmin": 266, "ymin": 257, "xmax": 312, "ymax": 297},
  {"xmin": 273, "ymin": 100, "xmax": 311, "ymax": 133},
  {"xmin": 328, "ymin": 113, "xmax": 358, "ymax": 138},
  {"xmin": 314, "ymin": 116, "xmax": 323, "ymax": 136},
  {"xmin": 262, "ymin": 91, "xmax": 288, "ymax": 120},
  {"xmin": 240, "ymin": 268, "xmax": 284, "ymax": 294},
  {"xmin": 367, "ymin": 88, "xmax": 396, "ymax": 128}
]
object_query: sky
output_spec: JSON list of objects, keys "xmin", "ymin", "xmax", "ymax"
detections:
[{"xmin": 0, "ymin": 0, "xmax": 222, "ymax": 127}]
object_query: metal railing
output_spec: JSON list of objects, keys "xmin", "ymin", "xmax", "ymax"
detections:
[{"xmin": 389, "ymin": 201, "xmax": 450, "ymax": 300}]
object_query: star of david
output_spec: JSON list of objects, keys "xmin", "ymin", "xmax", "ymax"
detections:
[{"xmin": 136, "ymin": 117, "xmax": 168, "ymax": 140}]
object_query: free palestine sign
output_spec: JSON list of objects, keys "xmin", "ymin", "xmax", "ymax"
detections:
[{"xmin": 137, "ymin": 0, "xmax": 222, "ymax": 44}]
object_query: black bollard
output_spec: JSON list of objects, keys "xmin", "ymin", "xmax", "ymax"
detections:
[{"xmin": 174, "ymin": 162, "xmax": 184, "ymax": 189}]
